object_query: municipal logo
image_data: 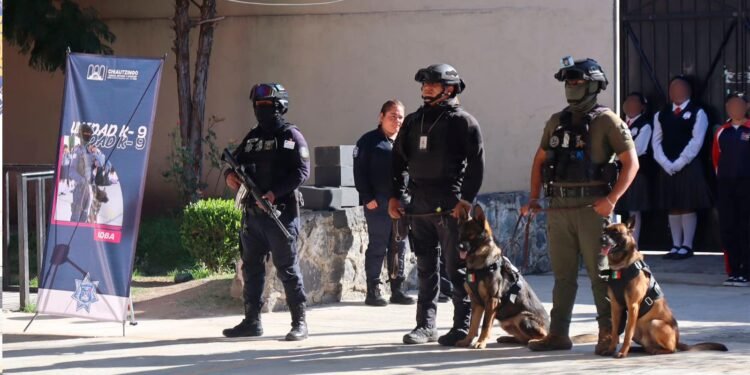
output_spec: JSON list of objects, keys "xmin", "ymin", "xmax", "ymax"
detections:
[
  {"xmin": 87, "ymin": 64, "xmax": 107, "ymax": 81},
  {"xmin": 72, "ymin": 273, "xmax": 100, "ymax": 313}
]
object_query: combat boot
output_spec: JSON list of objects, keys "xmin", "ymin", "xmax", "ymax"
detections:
[
  {"xmin": 528, "ymin": 334, "xmax": 573, "ymax": 351},
  {"xmin": 222, "ymin": 303, "xmax": 263, "ymax": 338},
  {"xmin": 595, "ymin": 325, "xmax": 613, "ymax": 355},
  {"xmin": 365, "ymin": 281, "xmax": 388, "ymax": 306},
  {"xmin": 389, "ymin": 278, "xmax": 415, "ymax": 305},
  {"xmin": 285, "ymin": 303, "xmax": 309, "ymax": 341}
]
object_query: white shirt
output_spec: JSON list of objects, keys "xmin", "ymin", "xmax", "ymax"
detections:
[
  {"xmin": 625, "ymin": 114, "xmax": 652, "ymax": 157},
  {"xmin": 651, "ymin": 99, "xmax": 708, "ymax": 173}
]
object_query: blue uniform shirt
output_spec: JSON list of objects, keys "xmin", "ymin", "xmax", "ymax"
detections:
[{"xmin": 354, "ymin": 126, "xmax": 396, "ymax": 205}]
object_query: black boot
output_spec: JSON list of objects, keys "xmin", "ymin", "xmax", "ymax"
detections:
[
  {"xmin": 389, "ymin": 278, "xmax": 415, "ymax": 305},
  {"xmin": 222, "ymin": 304, "xmax": 263, "ymax": 338},
  {"xmin": 365, "ymin": 281, "xmax": 388, "ymax": 306},
  {"xmin": 286, "ymin": 303, "xmax": 308, "ymax": 341}
]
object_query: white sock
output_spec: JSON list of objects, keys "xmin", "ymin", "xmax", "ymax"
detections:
[
  {"xmin": 629, "ymin": 211, "xmax": 642, "ymax": 245},
  {"xmin": 668, "ymin": 214, "xmax": 683, "ymax": 252},
  {"xmin": 680, "ymin": 213, "xmax": 698, "ymax": 253}
]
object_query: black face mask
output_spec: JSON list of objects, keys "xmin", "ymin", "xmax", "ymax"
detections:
[{"xmin": 254, "ymin": 106, "xmax": 283, "ymax": 133}]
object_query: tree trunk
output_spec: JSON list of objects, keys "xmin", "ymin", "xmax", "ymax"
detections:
[
  {"xmin": 173, "ymin": 0, "xmax": 192, "ymax": 146},
  {"xmin": 189, "ymin": 0, "xmax": 218, "ymax": 192}
]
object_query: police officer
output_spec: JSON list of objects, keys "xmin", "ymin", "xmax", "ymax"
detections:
[
  {"xmin": 522, "ymin": 58, "xmax": 638, "ymax": 354},
  {"xmin": 354, "ymin": 99, "xmax": 416, "ymax": 306},
  {"xmin": 222, "ymin": 83, "xmax": 311, "ymax": 341},
  {"xmin": 389, "ymin": 64, "xmax": 485, "ymax": 346},
  {"xmin": 69, "ymin": 124, "xmax": 95, "ymax": 222}
]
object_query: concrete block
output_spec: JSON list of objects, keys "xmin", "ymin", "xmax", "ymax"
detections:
[
  {"xmin": 315, "ymin": 166, "xmax": 354, "ymax": 187},
  {"xmin": 315, "ymin": 145, "xmax": 355, "ymax": 167}
]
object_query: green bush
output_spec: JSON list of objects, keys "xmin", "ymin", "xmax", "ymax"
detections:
[
  {"xmin": 180, "ymin": 198, "xmax": 241, "ymax": 273},
  {"xmin": 135, "ymin": 215, "xmax": 195, "ymax": 275}
]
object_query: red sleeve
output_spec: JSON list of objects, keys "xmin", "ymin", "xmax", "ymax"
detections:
[{"xmin": 712, "ymin": 124, "xmax": 730, "ymax": 174}]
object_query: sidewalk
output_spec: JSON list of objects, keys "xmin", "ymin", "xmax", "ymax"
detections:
[{"xmin": 3, "ymin": 271, "xmax": 749, "ymax": 374}]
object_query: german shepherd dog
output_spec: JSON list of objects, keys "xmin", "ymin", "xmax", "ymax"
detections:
[
  {"xmin": 455, "ymin": 205, "xmax": 549, "ymax": 349},
  {"xmin": 600, "ymin": 220, "xmax": 728, "ymax": 358}
]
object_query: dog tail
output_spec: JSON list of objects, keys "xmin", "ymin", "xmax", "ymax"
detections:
[
  {"xmin": 677, "ymin": 342, "xmax": 728, "ymax": 352},
  {"xmin": 570, "ymin": 333, "xmax": 598, "ymax": 344}
]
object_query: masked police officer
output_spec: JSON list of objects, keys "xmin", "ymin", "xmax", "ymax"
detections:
[
  {"xmin": 223, "ymin": 83, "xmax": 311, "ymax": 341},
  {"xmin": 389, "ymin": 64, "xmax": 485, "ymax": 346},
  {"xmin": 522, "ymin": 58, "xmax": 638, "ymax": 354},
  {"xmin": 69, "ymin": 124, "xmax": 95, "ymax": 222}
]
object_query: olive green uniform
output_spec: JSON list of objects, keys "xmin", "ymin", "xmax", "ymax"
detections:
[{"xmin": 539, "ymin": 108, "xmax": 634, "ymax": 336}]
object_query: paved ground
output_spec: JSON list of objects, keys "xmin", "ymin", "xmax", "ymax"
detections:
[{"xmin": 3, "ymin": 256, "xmax": 749, "ymax": 375}]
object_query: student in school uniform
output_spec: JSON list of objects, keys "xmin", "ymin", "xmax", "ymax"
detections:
[
  {"xmin": 713, "ymin": 92, "xmax": 750, "ymax": 287},
  {"xmin": 652, "ymin": 76, "xmax": 712, "ymax": 260},
  {"xmin": 617, "ymin": 92, "xmax": 652, "ymax": 244}
]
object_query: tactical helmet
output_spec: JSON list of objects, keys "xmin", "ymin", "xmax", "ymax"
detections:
[
  {"xmin": 414, "ymin": 64, "xmax": 466, "ymax": 94},
  {"xmin": 249, "ymin": 83, "xmax": 289, "ymax": 114},
  {"xmin": 554, "ymin": 57, "xmax": 608, "ymax": 91},
  {"xmin": 78, "ymin": 123, "xmax": 94, "ymax": 144}
]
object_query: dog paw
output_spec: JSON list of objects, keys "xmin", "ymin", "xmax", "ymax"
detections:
[
  {"xmin": 614, "ymin": 351, "xmax": 628, "ymax": 359},
  {"xmin": 455, "ymin": 338, "xmax": 473, "ymax": 348},
  {"xmin": 472, "ymin": 340, "xmax": 487, "ymax": 349}
]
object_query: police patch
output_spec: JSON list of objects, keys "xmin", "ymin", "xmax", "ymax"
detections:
[
  {"xmin": 72, "ymin": 273, "xmax": 99, "ymax": 313},
  {"xmin": 682, "ymin": 111, "xmax": 692, "ymax": 120},
  {"xmin": 549, "ymin": 135, "xmax": 560, "ymax": 148},
  {"xmin": 353, "ymin": 146, "xmax": 359, "ymax": 158},
  {"xmin": 283, "ymin": 140, "xmax": 296, "ymax": 150},
  {"xmin": 742, "ymin": 132, "xmax": 750, "ymax": 141},
  {"xmin": 300, "ymin": 146, "xmax": 310, "ymax": 159}
]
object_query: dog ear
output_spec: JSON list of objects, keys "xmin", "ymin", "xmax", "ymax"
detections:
[
  {"xmin": 625, "ymin": 215, "xmax": 636, "ymax": 232},
  {"xmin": 472, "ymin": 204, "xmax": 486, "ymax": 224}
]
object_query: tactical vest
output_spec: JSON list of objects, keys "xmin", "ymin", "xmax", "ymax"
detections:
[
  {"xmin": 544, "ymin": 105, "xmax": 615, "ymax": 184},
  {"xmin": 237, "ymin": 123, "xmax": 299, "ymax": 201},
  {"xmin": 657, "ymin": 101, "xmax": 700, "ymax": 161},
  {"xmin": 600, "ymin": 259, "xmax": 664, "ymax": 318}
]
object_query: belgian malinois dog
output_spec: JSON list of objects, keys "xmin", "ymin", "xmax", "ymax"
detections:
[
  {"xmin": 455, "ymin": 205, "xmax": 549, "ymax": 349},
  {"xmin": 600, "ymin": 220, "xmax": 728, "ymax": 358}
]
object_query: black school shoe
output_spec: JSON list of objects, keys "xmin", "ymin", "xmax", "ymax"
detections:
[
  {"xmin": 674, "ymin": 246, "xmax": 694, "ymax": 260},
  {"xmin": 663, "ymin": 247, "xmax": 679, "ymax": 259}
]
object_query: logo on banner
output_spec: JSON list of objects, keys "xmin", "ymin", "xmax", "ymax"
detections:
[
  {"xmin": 87, "ymin": 64, "xmax": 140, "ymax": 81},
  {"xmin": 72, "ymin": 273, "xmax": 100, "ymax": 313},
  {"xmin": 87, "ymin": 64, "xmax": 107, "ymax": 81}
]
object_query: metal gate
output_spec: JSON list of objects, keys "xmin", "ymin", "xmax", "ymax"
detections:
[{"xmin": 620, "ymin": 0, "xmax": 750, "ymax": 251}]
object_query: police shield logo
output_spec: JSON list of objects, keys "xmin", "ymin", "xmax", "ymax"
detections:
[
  {"xmin": 72, "ymin": 273, "xmax": 100, "ymax": 313},
  {"xmin": 352, "ymin": 146, "xmax": 359, "ymax": 158},
  {"xmin": 87, "ymin": 64, "xmax": 107, "ymax": 81},
  {"xmin": 742, "ymin": 132, "xmax": 750, "ymax": 141},
  {"xmin": 549, "ymin": 135, "xmax": 560, "ymax": 148},
  {"xmin": 682, "ymin": 111, "xmax": 692, "ymax": 120}
]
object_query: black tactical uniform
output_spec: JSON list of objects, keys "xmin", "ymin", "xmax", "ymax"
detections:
[
  {"xmin": 222, "ymin": 83, "xmax": 311, "ymax": 341},
  {"xmin": 392, "ymin": 64, "xmax": 485, "ymax": 345}
]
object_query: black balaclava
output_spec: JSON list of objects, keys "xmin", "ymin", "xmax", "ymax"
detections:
[{"xmin": 254, "ymin": 106, "xmax": 284, "ymax": 133}]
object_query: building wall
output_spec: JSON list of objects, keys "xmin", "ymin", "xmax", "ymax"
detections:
[{"xmin": 3, "ymin": 0, "xmax": 617, "ymax": 214}]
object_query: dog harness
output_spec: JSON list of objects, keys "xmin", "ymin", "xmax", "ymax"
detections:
[
  {"xmin": 466, "ymin": 256, "xmax": 523, "ymax": 308},
  {"xmin": 600, "ymin": 259, "xmax": 664, "ymax": 318}
]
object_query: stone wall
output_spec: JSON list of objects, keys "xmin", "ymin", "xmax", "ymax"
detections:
[{"xmin": 231, "ymin": 191, "xmax": 549, "ymax": 312}]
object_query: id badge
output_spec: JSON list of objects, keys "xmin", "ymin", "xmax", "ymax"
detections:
[{"xmin": 419, "ymin": 136, "xmax": 428, "ymax": 151}]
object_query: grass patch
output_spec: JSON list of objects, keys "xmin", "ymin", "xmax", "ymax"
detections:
[{"xmin": 22, "ymin": 303, "xmax": 37, "ymax": 313}]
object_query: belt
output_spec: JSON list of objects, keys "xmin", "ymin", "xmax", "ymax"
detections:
[{"xmin": 546, "ymin": 184, "xmax": 610, "ymax": 198}]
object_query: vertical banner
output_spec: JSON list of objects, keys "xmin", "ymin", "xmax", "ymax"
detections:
[{"xmin": 38, "ymin": 53, "xmax": 163, "ymax": 322}]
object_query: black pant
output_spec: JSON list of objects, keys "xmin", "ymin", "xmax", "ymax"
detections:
[
  {"xmin": 364, "ymin": 196, "xmax": 407, "ymax": 283},
  {"xmin": 408, "ymin": 196, "xmax": 470, "ymax": 330},
  {"xmin": 241, "ymin": 210, "xmax": 306, "ymax": 309},
  {"xmin": 718, "ymin": 178, "xmax": 750, "ymax": 278}
]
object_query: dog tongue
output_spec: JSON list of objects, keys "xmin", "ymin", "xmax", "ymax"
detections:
[
  {"xmin": 601, "ymin": 246, "xmax": 612, "ymax": 256},
  {"xmin": 459, "ymin": 250, "xmax": 467, "ymax": 260}
]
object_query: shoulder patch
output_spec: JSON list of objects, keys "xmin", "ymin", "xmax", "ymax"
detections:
[
  {"xmin": 353, "ymin": 146, "xmax": 359, "ymax": 158},
  {"xmin": 300, "ymin": 146, "xmax": 310, "ymax": 159}
]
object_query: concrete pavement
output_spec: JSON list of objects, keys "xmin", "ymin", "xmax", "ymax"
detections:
[{"xmin": 3, "ymin": 269, "xmax": 750, "ymax": 374}]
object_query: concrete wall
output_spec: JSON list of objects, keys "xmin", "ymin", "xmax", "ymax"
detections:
[{"xmin": 3, "ymin": 0, "xmax": 617, "ymax": 214}]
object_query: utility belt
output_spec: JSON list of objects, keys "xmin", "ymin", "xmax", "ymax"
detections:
[{"xmin": 545, "ymin": 184, "xmax": 610, "ymax": 198}]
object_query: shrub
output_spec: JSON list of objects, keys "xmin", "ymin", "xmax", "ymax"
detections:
[
  {"xmin": 135, "ymin": 215, "xmax": 194, "ymax": 275},
  {"xmin": 180, "ymin": 198, "xmax": 241, "ymax": 272}
]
